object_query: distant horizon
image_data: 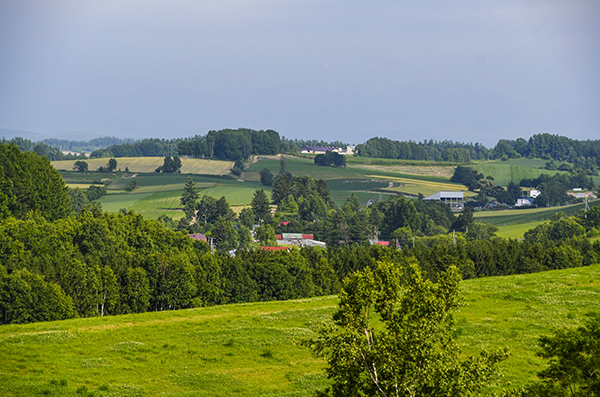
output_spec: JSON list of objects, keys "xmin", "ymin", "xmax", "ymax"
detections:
[{"xmin": 2, "ymin": 126, "xmax": 598, "ymax": 150}]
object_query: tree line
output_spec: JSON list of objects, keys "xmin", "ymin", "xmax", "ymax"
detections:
[{"xmin": 452, "ymin": 165, "xmax": 596, "ymax": 207}]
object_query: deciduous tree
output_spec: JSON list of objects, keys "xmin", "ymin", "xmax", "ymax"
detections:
[{"xmin": 302, "ymin": 259, "xmax": 508, "ymax": 397}]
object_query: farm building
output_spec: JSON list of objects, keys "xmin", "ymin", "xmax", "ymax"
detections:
[
  {"xmin": 276, "ymin": 233, "xmax": 326, "ymax": 248},
  {"xmin": 529, "ymin": 189, "xmax": 541, "ymax": 198},
  {"xmin": 300, "ymin": 146, "xmax": 344, "ymax": 154},
  {"xmin": 515, "ymin": 197, "xmax": 534, "ymax": 207},
  {"xmin": 423, "ymin": 191, "xmax": 464, "ymax": 211}
]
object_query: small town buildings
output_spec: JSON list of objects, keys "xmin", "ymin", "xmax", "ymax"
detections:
[
  {"xmin": 529, "ymin": 189, "xmax": 541, "ymax": 198},
  {"xmin": 423, "ymin": 191, "xmax": 464, "ymax": 211}
]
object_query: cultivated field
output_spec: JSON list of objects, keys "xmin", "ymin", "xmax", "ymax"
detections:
[
  {"xmin": 0, "ymin": 265, "xmax": 598, "ymax": 396},
  {"xmin": 97, "ymin": 174, "xmax": 269, "ymax": 219},
  {"xmin": 474, "ymin": 199, "xmax": 600, "ymax": 226},
  {"xmin": 367, "ymin": 175, "xmax": 474, "ymax": 197},
  {"xmin": 52, "ymin": 157, "xmax": 234, "ymax": 175}
]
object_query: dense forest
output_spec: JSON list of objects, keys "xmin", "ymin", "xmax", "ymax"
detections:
[
  {"xmin": 177, "ymin": 128, "xmax": 281, "ymax": 160},
  {"xmin": 355, "ymin": 137, "xmax": 489, "ymax": 162},
  {"xmin": 354, "ymin": 133, "xmax": 600, "ymax": 172}
]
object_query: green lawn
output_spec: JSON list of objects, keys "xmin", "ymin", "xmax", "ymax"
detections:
[
  {"xmin": 100, "ymin": 192, "xmax": 154, "ymax": 213},
  {"xmin": 1, "ymin": 265, "xmax": 599, "ymax": 396},
  {"xmin": 495, "ymin": 221, "xmax": 542, "ymax": 239}
]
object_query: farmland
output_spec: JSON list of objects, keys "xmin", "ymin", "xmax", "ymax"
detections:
[
  {"xmin": 474, "ymin": 199, "xmax": 600, "ymax": 226},
  {"xmin": 470, "ymin": 160, "xmax": 564, "ymax": 186},
  {"xmin": 55, "ymin": 155, "xmax": 478, "ymax": 215},
  {"xmin": 0, "ymin": 264, "xmax": 598, "ymax": 396},
  {"xmin": 54, "ymin": 154, "xmax": 598, "ymax": 220},
  {"xmin": 52, "ymin": 157, "xmax": 234, "ymax": 175}
]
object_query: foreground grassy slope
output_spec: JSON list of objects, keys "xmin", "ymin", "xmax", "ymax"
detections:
[{"xmin": 1, "ymin": 264, "xmax": 599, "ymax": 396}]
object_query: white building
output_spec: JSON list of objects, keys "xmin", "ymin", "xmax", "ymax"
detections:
[
  {"xmin": 423, "ymin": 191, "xmax": 464, "ymax": 211},
  {"xmin": 529, "ymin": 189, "xmax": 541, "ymax": 198},
  {"xmin": 515, "ymin": 197, "xmax": 534, "ymax": 207}
]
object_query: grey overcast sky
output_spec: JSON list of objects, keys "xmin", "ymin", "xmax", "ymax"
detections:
[{"xmin": 0, "ymin": 0, "xmax": 598, "ymax": 146}]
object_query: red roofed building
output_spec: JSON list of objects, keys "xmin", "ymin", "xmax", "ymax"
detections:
[
  {"xmin": 189, "ymin": 233, "xmax": 207, "ymax": 242},
  {"xmin": 374, "ymin": 241, "xmax": 389, "ymax": 246},
  {"xmin": 260, "ymin": 246, "xmax": 290, "ymax": 252}
]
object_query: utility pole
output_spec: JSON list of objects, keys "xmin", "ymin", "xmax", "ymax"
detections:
[{"xmin": 584, "ymin": 196, "xmax": 590, "ymax": 218}]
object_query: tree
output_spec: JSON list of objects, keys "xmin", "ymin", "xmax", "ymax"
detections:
[
  {"xmin": 256, "ymin": 223, "xmax": 277, "ymax": 246},
  {"xmin": 156, "ymin": 156, "xmax": 182, "ymax": 173},
  {"xmin": 212, "ymin": 217, "xmax": 238, "ymax": 251},
  {"xmin": 302, "ymin": 260, "xmax": 508, "ymax": 397},
  {"xmin": 0, "ymin": 143, "xmax": 72, "ymax": 221},
  {"xmin": 180, "ymin": 177, "xmax": 198, "ymax": 219},
  {"xmin": 108, "ymin": 158, "xmax": 117, "ymax": 172},
  {"xmin": 517, "ymin": 316, "xmax": 600, "ymax": 397},
  {"xmin": 314, "ymin": 151, "xmax": 346, "ymax": 167},
  {"xmin": 251, "ymin": 189, "xmax": 271, "ymax": 224},
  {"xmin": 451, "ymin": 206, "xmax": 475, "ymax": 232},
  {"xmin": 73, "ymin": 160, "xmax": 88, "ymax": 172},
  {"xmin": 260, "ymin": 168, "xmax": 274, "ymax": 186}
]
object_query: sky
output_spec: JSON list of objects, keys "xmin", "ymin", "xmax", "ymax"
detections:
[{"xmin": 0, "ymin": 0, "xmax": 598, "ymax": 147}]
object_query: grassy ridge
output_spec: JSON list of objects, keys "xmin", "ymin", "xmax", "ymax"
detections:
[{"xmin": 1, "ymin": 265, "xmax": 599, "ymax": 396}]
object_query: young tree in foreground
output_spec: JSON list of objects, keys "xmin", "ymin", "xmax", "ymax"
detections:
[{"xmin": 302, "ymin": 259, "xmax": 508, "ymax": 397}]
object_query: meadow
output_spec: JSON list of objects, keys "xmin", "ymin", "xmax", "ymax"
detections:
[
  {"xmin": 474, "ymin": 199, "xmax": 600, "ymax": 226},
  {"xmin": 471, "ymin": 161, "xmax": 563, "ymax": 186},
  {"xmin": 1, "ymin": 264, "xmax": 598, "ymax": 396},
  {"xmin": 97, "ymin": 174, "xmax": 269, "ymax": 218},
  {"xmin": 495, "ymin": 222, "xmax": 543, "ymax": 239}
]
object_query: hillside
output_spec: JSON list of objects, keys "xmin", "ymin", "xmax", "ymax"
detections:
[{"xmin": 1, "ymin": 264, "xmax": 598, "ymax": 396}]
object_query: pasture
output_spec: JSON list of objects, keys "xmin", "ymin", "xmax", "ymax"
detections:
[
  {"xmin": 98, "ymin": 174, "xmax": 268, "ymax": 218},
  {"xmin": 495, "ymin": 222, "xmax": 542, "ymax": 239},
  {"xmin": 474, "ymin": 199, "xmax": 600, "ymax": 226},
  {"xmin": 470, "ymin": 162, "xmax": 563, "ymax": 186},
  {"xmin": 52, "ymin": 157, "xmax": 234, "ymax": 175},
  {"xmin": 0, "ymin": 264, "xmax": 599, "ymax": 396}
]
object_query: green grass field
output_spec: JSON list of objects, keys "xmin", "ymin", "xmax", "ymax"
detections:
[
  {"xmin": 495, "ymin": 221, "xmax": 542, "ymax": 239},
  {"xmin": 0, "ymin": 264, "xmax": 598, "ymax": 396},
  {"xmin": 475, "ymin": 199, "xmax": 600, "ymax": 226},
  {"xmin": 52, "ymin": 157, "xmax": 234, "ymax": 175},
  {"xmin": 471, "ymin": 162, "xmax": 563, "ymax": 186}
]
